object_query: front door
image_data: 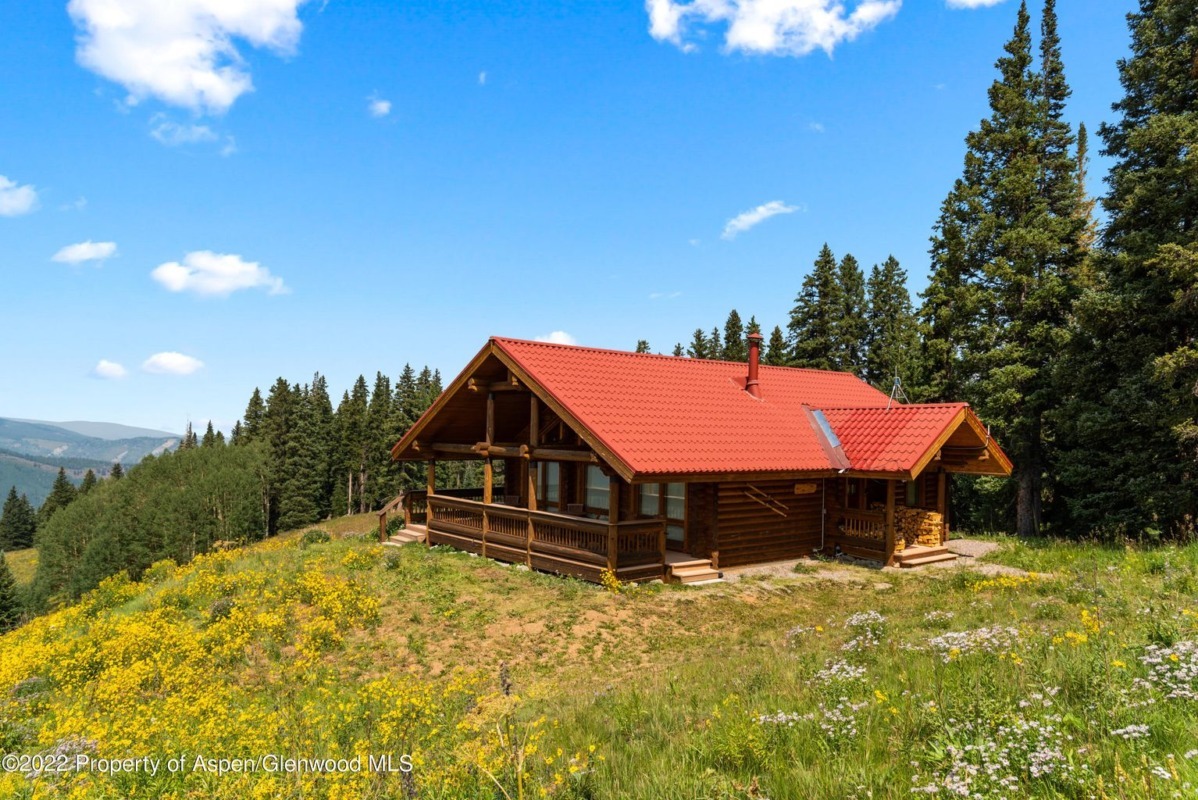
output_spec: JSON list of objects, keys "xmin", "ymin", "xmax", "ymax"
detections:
[{"xmin": 640, "ymin": 482, "xmax": 687, "ymax": 551}]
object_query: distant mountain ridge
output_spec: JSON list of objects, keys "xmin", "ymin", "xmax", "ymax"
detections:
[{"xmin": 0, "ymin": 418, "xmax": 180, "ymax": 505}]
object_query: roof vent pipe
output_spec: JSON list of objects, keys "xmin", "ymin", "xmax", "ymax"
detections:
[{"xmin": 746, "ymin": 332, "xmax": 763, "ymax": 398}]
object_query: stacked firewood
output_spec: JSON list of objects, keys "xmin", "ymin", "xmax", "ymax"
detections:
[{"xmin": 895, "ymin": 507, "xmax": 944, "ymax": 547}]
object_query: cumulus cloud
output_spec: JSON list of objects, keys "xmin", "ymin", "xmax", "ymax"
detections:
[
  {"xmin": 478, "ymin": 71, "xmax": 487, "ymax": 86},
  {"xmin": 367, "ymin": 95, "xmax": 392, "ymax": 117},
  {"xmin": 150, "ymin": 117, "xmax": 219, "ymax": 146},
  {"xmin": 0, "ymin": 175, "xmax": 38, "ymax": 216},
  {"xmin": 535, "ymin": 331, "xmax": 578, "ymax": 346},
  {"xmin": 646, "ymin": 0, "xmax": 901, "ymax": 57},
  {"xmin": 808, "ymin": 121, "xmax": 825, "ymax": 133},
  {"xmin": 722, "ymin": 200, "xmax": 799, "ymax": 240},
  {"xmin": 151, "ymin": 251, "xmax": 288, "ymax": 297},
  {"xmin": 52, "ymin": 240, "xmax": 118, "ymax": 265},
  {"xmin": 67, "ymin": 0, "xmax": 310, "ymax": 114},
  {"xmin": 946, "ymin": 0, "xmax": 1004, "ymax": 7},
  {"xmin": 92, "ymin": 359, "xmax": 128, "ymax": 379},
  {"xmin": 143, "ymin": 351, "xmax": 204, "ymax": 375}
]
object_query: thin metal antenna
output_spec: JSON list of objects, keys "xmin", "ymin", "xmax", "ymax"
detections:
[{"xmin": 886, "ymin": 373, "xmax": 909, "ymax": 410}]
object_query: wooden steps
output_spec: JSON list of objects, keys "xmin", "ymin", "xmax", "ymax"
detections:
[
  {"xmin": 666, "ymin": 557, "xmax": 722, "ymax": 585},
  {"xmin": 384, "ymin": 524, "xmax": 428, "ymax": 547},
  {"xmin": 896, "ymin": 545, "xmax": 957, "ymax": 568}
]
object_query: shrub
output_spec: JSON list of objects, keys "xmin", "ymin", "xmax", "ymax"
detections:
[{"xmin": 299, "ymin": 529, "xmax": 331, "ymax": 548}]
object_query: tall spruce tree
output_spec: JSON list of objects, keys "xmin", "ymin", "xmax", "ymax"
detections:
[
  {"xmin": 920, "ymin": 0, "xmax": 1086, "ymax": 536},
  {"xmin": 241, "ymin": 388, "xmax": 266, "ymax": 443},
  {"xmin": 1056, "ymin": 0, "xmax": 1198, "ymax": 537},
  {"xmin": 0, "ymin": 552, "xmax": 20, "ymax": 632},
  {"xmin": 201, "ymin": 422, "xmax": 218, "ymax": 448},
  {"xmin": 1, "ymin": 487, "xmax": 38, "ymax": 550},
  {"xmin": 722, "ymin": 310, "xmax": 746, "ymax": 361},
  {"xmin": 789, "ymin": 244, "xmax": 843, "ymax": 369},
  {"xmin": 687, "ymin": 329, "xmax": 709, "ymax": 359},
  {"xmin": 838, "ymin": 254, "xmax": 868, "ymax": 372},
  {"xmin": 764, "ymin": 326, "xmax": 788, "ymax": 366},
  {"xmin": 672, "ymin": 343, "xmax": 684, "ymax": 357},
  {"xmin": 309, "ymin": 373, "xmax": 336, "ymax": 518},
  {"xmin": 635, "ymin": 340, "xmax": 650, "ymax": 353},
  {"xmin": 261, "ymin": 378, "xmax": 298, "ymax": 533},
  {"xmin": 864, "ymin": 256, "xmax": 920, "ymax": 389},
  {"xmin": 338, "ymin": 376, "xmax": 371, "ymax": 515},
  {"xmin": 78, "ymin": 470, "xmax": 98, "ymax": 496},
  {"xmin": 109, "ymin": 461, "xmax": 123, "ymax": 480},
  {"xmin": 276, "ymin": 383, "xmax": 323, "ymax": 530},
  {"xmin": 746, "ymin": 316, "xmax": 762, "ymax": 336},
  {"xmin": 38, "ymin": 469, "xmax": 77, "ymax": 527}
]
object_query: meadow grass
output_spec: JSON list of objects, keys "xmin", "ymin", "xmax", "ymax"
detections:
[
  {"xmin": 4, "ymin": 547, "xmax": 37, "ymax": 588},
  {"xmin": 1, "ymin": 524, "xmax": 1197, "ymax": 798}
]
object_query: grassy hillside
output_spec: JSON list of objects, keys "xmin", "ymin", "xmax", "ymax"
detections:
[
  {"xmin": 4, "ymin": 548, "xmax": 37, "ymax": 587},
  {"xmin": 1, "ymin": 522, "xmax": 1196, "ymax": 798}
]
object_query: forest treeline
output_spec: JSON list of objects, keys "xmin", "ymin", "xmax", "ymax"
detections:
[
  {"xmin": 18, "ymin": 365, "xmax": 478, "ymax": 610},
  {"xmin": 649, "ymin": 0, "xmax": 1197, "ymax": 540}
]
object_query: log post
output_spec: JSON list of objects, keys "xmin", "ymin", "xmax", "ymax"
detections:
[
  {"xmin": 483, "ymin": 459, "xmax": 493, "ymax": 504},
  {"xmin": 607, "ymin": 476, "xmax": 621, "ymax": 573},
  {"xmin": 937, "ymin": 470, "xmax": 948, "ymax": 543},
  {"xmin": 426, "ymin": 461, "xmax": 436, "ymax": 548},
  {"xmin": 885, "ymin": 479, "xmax": 897, "ymax": 565},
  {"xmin": 658, "ymin": 523, "xmax": 667, "ymax": 580}
]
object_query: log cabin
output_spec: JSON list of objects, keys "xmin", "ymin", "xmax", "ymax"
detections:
[{"xmin": 386, "ymin": 334, "xmax": 1011, "ymax": 584}]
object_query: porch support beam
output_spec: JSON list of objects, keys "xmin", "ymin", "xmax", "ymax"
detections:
[
  {"xmin": 426, "ymin": 460, "xmax": 436, "ymax": 548},
  {"xmin": 884, "ymin": 479, "xmax": 897, "ymax": 566},
  {"xmin": 606, "ymin": 475, "xmax": 621, "ymax": 573},
  {"xmin": 937, "ymin": 470, "xmax": 948, "ymax": 543}
]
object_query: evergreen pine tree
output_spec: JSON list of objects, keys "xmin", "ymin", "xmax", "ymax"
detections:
[
  {"xmin": 863, "ymin": 256, "xmax": 920, "ymax": 388},
  {"xmin": 722, "ymin": 310, "xmax": 746, "ymax": 361},
  {"xmin": 337, "ymin": 376, "xmax": 371, "ymax": 515},
  {"xmin": 838, "ymin": 254, "xmax": 867, "ymax": 372},
  {"xmin": 230, "ymin": 420, "xmax": 244, "ymax": 445},
  {"xmin": 309, "ymin": 373, "xmax": 336, "ymax": 518},
  {"xmin": 708, "ymin": 327, "xmax": 722, "ymax": 359},
  {"xmin": 38, "ymin": 469, "xmax": 77, "ymax": 527},
  {"xmin": 921, "ymin": 0, "xmax": 1087, "ymax": 535},
  {"xmin": 0, "ymin": 552, "xmax": 21, "ymax": 633},
  {"xmin": 262, "ymin": 377, "xmax": 298, "ymax": 533},
  {"xmin": 179, "ymin": 422, "xmax": 196, "ymax": 451},
  {"xmin": 201, "ymin": 422, "xmax": 218, "ymax": 448},
  {"xmin": 242, "ymin": 388, "xmax": 266, "ymax": 443},
  {"xmin": 276, "ymin": 383, "xmax": 323, "ymax": 530},
  {"xmin": 635, "ymin": 340, "xmax": 650, "ymax": 353},
  {"xmin": 0, "ymin": 487, "xmax": 21, "ymax": 550},
  {"xmin": 366, "ymin": 372, "xmax": 394, "ymax": 509},
  {"xmin": 79, "ymin": 470, "xmax": 98, "ymax": 496},
  {"xmin": 686, "ymin": 329, "xmax": 709, "ymax": 359},
  {"xmin": 672, "ymin": 343, "xmax": 684, "ymax": 357},
  {"xmin": 789, "ymin": 244, "xmax": 843, "ymax": 369},
  {"xmin": 764, "ymin": 326, "xmax": 788, "ymax": 366},
  {"xmin": 1056, "ymin": 0, "xmax": 1198, "ymax": 536},
  {"xmin": 110, "ymin": 462, "xmax": 124, "ymax": 480},
  {"xmin": 746, "ymin": 316, "xmax": 762, "ymax": 336}
]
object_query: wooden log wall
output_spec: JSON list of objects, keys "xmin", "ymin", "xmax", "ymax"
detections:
[
  {"xmin": 686, "ymin": 482, "xmax": 717, "ymax": 560},
  {"xmin": 716, "ymin": 479, "xmax": 823, "ymax": 567}
]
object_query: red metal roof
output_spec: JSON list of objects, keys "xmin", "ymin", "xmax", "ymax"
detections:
[
  {"xmin": 819, "ymin": 404, "xmax": 968, "ymax": 473},
  {"xmin": 494, "ymin": 338, "xmax": 898, "ymax": 477}
]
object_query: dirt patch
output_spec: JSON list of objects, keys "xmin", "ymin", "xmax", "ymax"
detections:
[{"xmin": 946, "ymin": 539, "xmax": 1000, "ymax": 559}]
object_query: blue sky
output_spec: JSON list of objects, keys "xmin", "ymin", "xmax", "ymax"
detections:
[{"xmin": 1, "ymin": 0, "xmax": 1134, "ymax": 434}]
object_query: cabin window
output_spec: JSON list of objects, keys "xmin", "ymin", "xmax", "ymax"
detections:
[
  {"xmin": 664, "ymin": 483, "xmax": 685, "ymax": 544},
  {"xmin": 542, "ymin": 462, "xmax": 560, "ymax": 509},
  {"xmin": 585, "ymin": 465, "xmax": 609, "ymax": 514},
  {"xmin": 640, "ymin": 483, "xmax": 660, "ymax": 516},
  {"xmin": 906, "ymin": 480, "xmax": 918, "ymax": 507}
]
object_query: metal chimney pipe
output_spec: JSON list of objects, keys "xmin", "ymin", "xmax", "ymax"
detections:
[{"xmin": 746, "ymin": 332, "xmax": 763, "ymax": 398}]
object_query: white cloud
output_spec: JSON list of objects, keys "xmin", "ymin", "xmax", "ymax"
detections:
[
  {"xmin": 220, "ymin": 136, "xmax": 238, "ymax": 157},
  {"xmin": 808, "ymin": 121, "xmax": 825, "ymax": 133},
  {"xmin": 368, "ymin": 95, "xmax": 391, "ymax": 117},
  {"xmin": 946, "ymin": 0, "xmax": 1004, "ymax": 7},
  {"xmin": 721, "ymin": 200, "xmax": 799, "ymax": 240},
  {"xmin": 52, "ymin": 240, "xmax": 118, "ymax": 265},
  {"xmin": 143, "ymin": 351, "xmax": 204, "ymax": 375},
  {"xmin": 650, "ymin": 290, "xmax": 683, "ymax": 299},
  {"xmin": 0, "ymin": 175, "xmax": 38, "ymax": 216},
  {"xmin": 92, "ymin": 359, "xmax": 128, "ymax": 379},
  {"xmin": 67, "ymin": 0, "xmax": 309, "ymax": 114},
  {"xmin": 151, "ymin": 250, "xmax": 288, "ymax": 297},
  {"xmin": 478, "ymin": 71, "xmax": 487, "ymax": 86},
  {"xmin": 535, "ymin": 331, "xmax": 578, "ymax": 346},
  {"xmin": 150, "ymin": 117, "xmax": 218, "ymax": 146},
  {"xmin": 61, "ymin": 196, "xmax": 89, "ymax": 211},
  {"xmin": 646, "ymin": 0, "xmax": 901, "ymax": 57}
]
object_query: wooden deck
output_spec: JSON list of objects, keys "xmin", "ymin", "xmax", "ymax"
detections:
[{"xmin": 425, "ymin": 495, "xmax": 668, "ymax": 583}]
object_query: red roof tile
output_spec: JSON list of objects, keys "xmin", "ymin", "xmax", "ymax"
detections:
[
  {"xmin": 494, "ymin": 338, "xmax": 894, "ymax": 477},
  {"xmin": 819, "ymin": 404, "xmax": 967, "ymax": 473}
]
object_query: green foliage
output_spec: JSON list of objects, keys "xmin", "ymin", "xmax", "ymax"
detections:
[
  {"xmin": 0, "ymin": 487, "xmax": 37, "ymax": 550},
  {"xmin": 838, "ymin": 254, "xmax": 867, "ymax": 372},
  {"xmin": 299, "ymin": 529, "xmax": 332, "ymax": 548},
  {"xmin": 687, "ymin": 328, "xmax": 710, "ymax": 359},
  {"xmin": 863, "ymin": 256, "xmax": 919, "ymax": 389},
  {"xmin": 109, "ymin": 461, "xmax": 123, "ymax": 480},
  {"xmin": 789, "ymin": 243, "xmax": 844, "ymax": 370},
  {"xmin": 764, "ymin": 325, "xmax": 788, "ymax": 366},
  {"xmin": 919, "ymin": 0, "xmax": 1088, "ymax": 536},
  {"xmin": 722, "ymin": 309, "xmax": 746, "ymax": 362},
  {"xmin": 635, "ymin": 339, "xmax": 650, "ymax": 354},
  {"xmin": 1054, "ymin": 0, "xmax": 1198, "ymax": 538},
  {"xmin": 0, "ymin": 552, "xmax": 21, "ymax": 632},
  {"xmin": 29, "ymin": 443, "xmax": 270, "ymax": 608},
  {"xmin": 37, "ymin": 468, "xmax": 77, "ymax": 528}
]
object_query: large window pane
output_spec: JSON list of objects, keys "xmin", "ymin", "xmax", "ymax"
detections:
[
  {"xmin": 664, "ymin": 483, "xmax": 685, "ymax": 521},
  {"xmin": 640, "ymin": 483, "xmax": 660, "ymax": 516},
  {"xmin": 544, "ymin": 462, "xmax": 560, "ymax": 505},
  {"xmin": 586, "ymin": 465, "xmax": 609, "ymax": 513}
]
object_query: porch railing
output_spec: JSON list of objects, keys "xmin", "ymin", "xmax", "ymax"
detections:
[
  {"xmin": 426, "ymin": 494, "xmax": 667, "ymax": 581},
  {"xmin": 378, "ymin": 486, "xmax": 502, "ymax": 541},
  {"xmin": 836, "ymin": 508, "xmax": 888, "ymax": 556}
]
